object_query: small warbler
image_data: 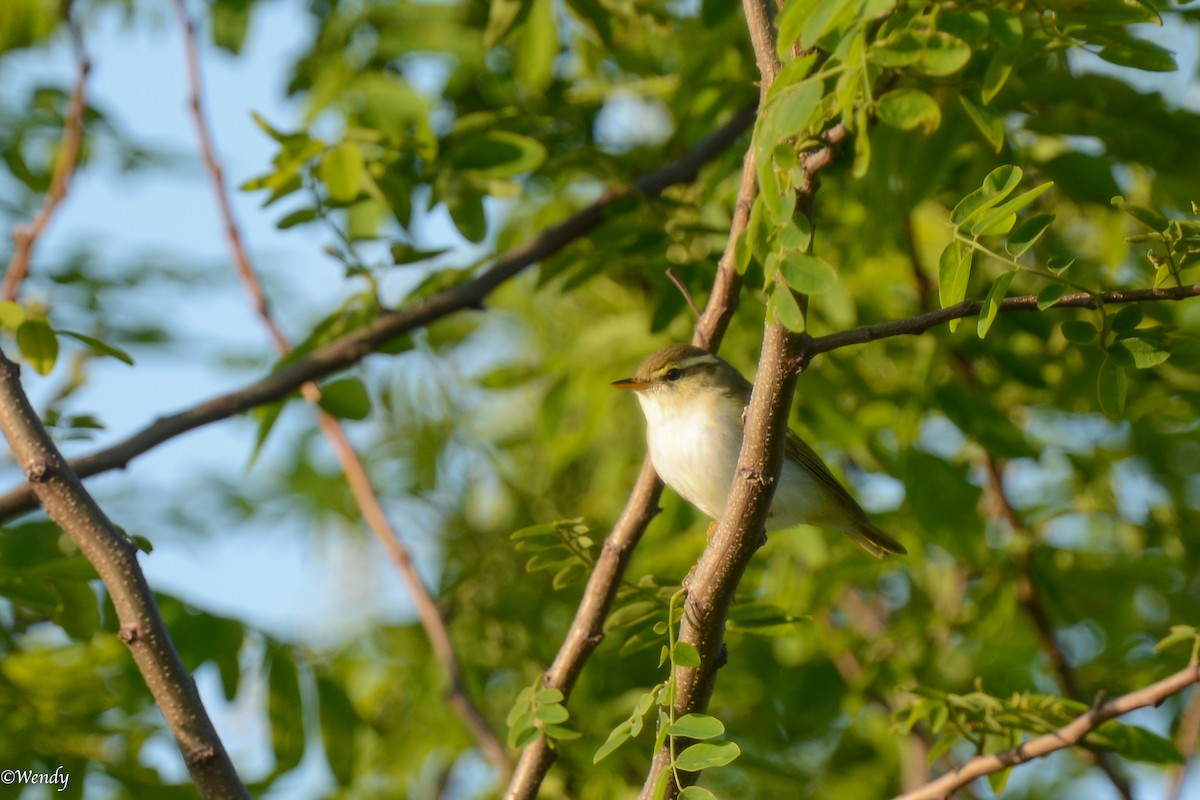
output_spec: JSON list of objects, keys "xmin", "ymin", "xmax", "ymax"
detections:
[{"xmin": 612, "ymin": 344, "xmax": 905, "ymax": 558}]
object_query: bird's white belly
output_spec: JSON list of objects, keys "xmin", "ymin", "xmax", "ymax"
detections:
[{"xmin": 640, "ymin": 396, "xmax": 826, "ymax": 529}]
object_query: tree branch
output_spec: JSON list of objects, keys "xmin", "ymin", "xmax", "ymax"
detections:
[
  {"xmin": 640, "ymin": 1, "xmax": 796, "ymax": 795},
  {"xmin": 1, "ymin": 12, "xmax": 89, "ymax": 302},
  {"xmin": 0, "ymin": 349, "xmax": 249, "ymax": 800},
  {"xmin": 0, "ymin": 108, "xmax": 756, "ymax": 522},
  {"xmin": 174, "ymin": 0, "xmax": 509, "ymax": 773},
  {"xmin": 504, "ymin": 76, "xmax": 762, "ymax": 800},
  {"xmin": 894, "ymin": 660, "xmax": 1200, "ymax": 800},
  {"xmin": 808, "ymin": 284, "xmax": 1200, "ymax": 357}
]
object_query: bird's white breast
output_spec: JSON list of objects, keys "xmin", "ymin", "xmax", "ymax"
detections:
[{"xmin": 637, "ymin": 391, "xmax": 744, "ymax": 521}]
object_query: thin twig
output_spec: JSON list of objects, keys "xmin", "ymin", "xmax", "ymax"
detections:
[
  {"xmin": 894, "ymin": 660, "xmax": 1200, "ymax": 800},
  {"xmin": 0, "ymin": 349, "xmax": 249, "ymax": 799},
  {"xmin": 174, "ymin": 0, "xmax": 509, "ymax": 773},
  {"xmin": 666, "ymin": 268, "xmax": 701, "ymax": 318},
  {"xmin": 1, "ymin": 15, "xmax": 90, "ymax": 301}
]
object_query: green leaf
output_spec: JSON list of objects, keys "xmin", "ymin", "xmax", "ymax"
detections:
[
  {"xmin": 977, "ymin": 270, "xmax": 1015, "ymax": 338},
  {"xmin": 1114, "ymin": 336, "xmax": 1170, "ymax": 369},
  {"xmin": 778, "ymin": 251, "xmax": 838, "ymax": 294},
  {"xmin": 0, "ymin": 300, "xmax": 25, "ymax": 330},
  {"xmin": 770, "ymin": 286, "xmax": 806, "ymax": 332},
  {"xmin": 1155, "ymin": 625, "xmax": 1198, "ymax": 653},
  {"xmin": 317, "ymin": 676, "xmax": 358, "ymax": 786},
  {"xmin": 451, "ymin": 131, "xmax": 547, "ymax": 178},
  {"xmin": 970, "ymin": 183, "xmax": 1054, "ymax": 237},
  {"xmin": 1097, "ymin": 357, "xmax": 1126, "ymax": 418},
  {"xmin": 248, "ymin": 399, "xmax": 287, "ymax": 469},
  {"xmin": 594, "ymin": 722, "xmax": 633, "ymax": 764},
  {"xmin": 320, "ymin": 142, "xmax": 365, "ymax": 204},
  {"xmin": 211, "ymin": 0, "xmax": 251, "ymax": 53},
  {"xmin": 959, "ymin": 96, "xmax": 1004, "ymax": 152},
  {"xmin": 1094, "ymin": 32, "xmax": 1177, "ymax": 73},
  {"xmin": 1092, "ymin": 721, "xmax": 1184, "ymax": 764},
  {"xmin": 317, "ymin": 377, "xmax": 372, "ymax": 420},
  {"xmin": 674, "ymin": 741, "xmax": 741, "ymax": 771},
  {"xmin": 16, "ymin": 319, "xmax": 58, "ymax": 375},
  {"xmin": 988, "ymin": 766, "xmax": 1013, "ymax": 794},
  {"xmin": 535, "ymin": 687, "xmax": 564, "ymax": 704},
  {"xmin": 679, "ymin": 788, "xmax": 717, "ymax": 800},
  {"xmin": 1062, "ymin": 320, "xmax": 1097, "ymax": 344},
  {"xmin": 535, "ymin": 703, "xmax": 570, "ymax": 724},
  {"xmin": 1006, "ymin": 214, "xmax": 1055, "ymax": 257},
  {"xmin": 52, "ymin": 579, "xmax": 99, "ymax": 640},
  {"xmin": 1112, "ymin": 197, "xmax": 1168, "ymax": 232},
  {"xmin": 1110, "ymin": 304, "xmax": 1143, "ymax": 334},
  {"xmin": 952, "ymin": 165, "xmax": 1022, "ymax": 226},
  {"xmin": 916, "ymin": 31, "xmax": 972, "ymax": 77},
  {"xmin": 542, "ymin": 723, "xmax": 581, "ymax": 741},
  {"xmin": 1036, "ymin": 284, "xmax": 1067, "ymax": 310},
  {"xmin": 668, "ymin": 713, "xmax": 725, "ymax": 740},
  {"xmin": 56, "ymin": 330, "xmax": 134, "ymax": 365},
  {"xmin": 484, "ymin": 0, "xmax": 529, "ymax": 46},
  {"xmin": 277, "ymin": 207, "xmax": 319, "ymax": 230},
  {"xmin": 268, "ymin": 645, "xmax": 306, "ymax": 773},
  {"xmin": 877, "ymin": 89, "xmax": 941, "ymax": 133},
  {"xmin": 552, "ymin": 562, "xmax": 587, "ymax": 589},
  {"xmin": 674, "ymin": 642, "xmax": 701, "ymax": 668},
  {"xmin": 937, "ymin": 240, "xmax": 972, "ymax": 327},
  {"xmin": 758, "ymin": 77, "xmax": 823, "ymax": 146}
]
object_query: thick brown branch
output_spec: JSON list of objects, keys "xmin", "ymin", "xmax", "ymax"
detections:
[
  {"xmin": 1, "ymin": 17, "xmax": 89, "ymax": 301},
  {"xmin": 0, "ymin": 108, "xmax": 756, "ymax": 522},
  {"xmin": 895, "ymin": 660, "xmax": 1200, "ymax": 800},
  {"xmin": 640, "ymin": 1, "xmax": 793, "ymax": 795},
  {"xmin": 505, "ymin": 91, "xmax": 761, "ymax": 800},
  {"xmin": 174, "ymin": 0, "xmax": 509, "ymax": 773},
  {"xmin": 0, "ymin": 349, "xmax": 249, "ymax": 799}
]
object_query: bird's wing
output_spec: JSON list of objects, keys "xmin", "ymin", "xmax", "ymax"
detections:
[{"xmin": 782, "ymin": 429, "xmax": 869, "ymax": 521}]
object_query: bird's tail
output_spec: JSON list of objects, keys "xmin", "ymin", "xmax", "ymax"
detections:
[{"xmin": 844, "ymin": 520, "xmax": 907, "ymax": 559}]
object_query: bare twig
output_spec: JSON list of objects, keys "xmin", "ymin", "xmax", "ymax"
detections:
[
  {"xmin": 0, "ymin": 348, "xmax": 249, "ymax": 799},
  {"xmin": 0, "ymin": 107, "xmax": 756, "ymax": 523},
  {"xmin": 1, "ymin": 15, "xmax": 90, "ymax": 301},
  {"xmin": 174, "ymin": 0, "xmax": 509, "ymax": 773},
  {"xmin": 895, "ymin": 660, "xmax": 1200, "ymax": 800},
  {"xmin": 666, "ymin": 268, "xmax": 702, "ymax": 318}
]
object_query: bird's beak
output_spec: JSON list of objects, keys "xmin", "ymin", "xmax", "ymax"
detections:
[{"xmin": 610, "ymin": 376, "xmax": 642, "ymax": 391}]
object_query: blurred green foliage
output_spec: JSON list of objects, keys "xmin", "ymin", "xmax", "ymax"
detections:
[{"xmin": 0, "ymin": 0, "xmax": 1198, "ymax": 798}]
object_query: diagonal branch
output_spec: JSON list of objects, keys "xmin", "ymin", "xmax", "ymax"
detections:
[
  {"xmin": 0, "ymin": 348, "xmax": 250, "ymax": 799},
  {"xmin": 0, "ymin": 107, "xmax": 756, "ymax": 522},
  {"xmin": 504, "ymin": 39, "xmax": 766, "ymax": 800},
  {"xmin": 895, "ymin": 660, "xmax": 1200, "ymax": 800},
  {"xmin": 174, "ymin": 0, "xmax": 509, "ymax": 773},
  {"xmin": 640, "ymin": 1, "xmax": 802, "ymax": 795},
  {"xmin": 1, "ymin": 13, "xmax": 90, "ymax": 301}
]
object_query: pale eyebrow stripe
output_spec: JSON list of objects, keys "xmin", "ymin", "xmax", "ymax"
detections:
[{"xmin": 676, "ymin": 355, "xmax": 720, "ymax": 371}]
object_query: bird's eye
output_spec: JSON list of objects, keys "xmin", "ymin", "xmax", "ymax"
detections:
[{"xmin": 665, "ymin": 368, "xmax": 683, "ymax": 381}]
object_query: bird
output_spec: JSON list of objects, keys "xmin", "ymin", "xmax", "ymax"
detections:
[{"xmin": 611, "ymin": 344, "xmax": 906, "ymax": 558}]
